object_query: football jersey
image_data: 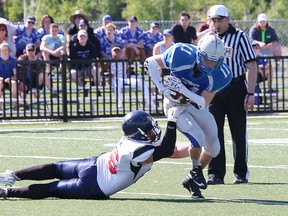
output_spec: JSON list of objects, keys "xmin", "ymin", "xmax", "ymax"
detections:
[
  {"xmin": 96, "ymin": 137, "xmax": 155, "ymax": 196},
  {"xmin": 15, "ymin": 25, "xmax": 40, "ymax": 51},
  {"xmin": 162, "ymin": 43, "xmax": 232, "ymax": 94}
]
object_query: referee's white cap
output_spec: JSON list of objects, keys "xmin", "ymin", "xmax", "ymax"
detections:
[{"xmin": 209, "ymin": 5, "xmax": 229, "ymax": 19}]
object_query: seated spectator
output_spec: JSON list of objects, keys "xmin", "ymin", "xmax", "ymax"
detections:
[
  {"xmin": 17, "ymin": 43, "xmax": 56, "ymax": 106},
  {"xmin": 99, "ymin": 23, "xmax": 123, "ymax": 74},
  {"xmin": 119, "ymin": 16, "xmax": 146, "ymax": 59},
  {"xmin": 70, "ymin": 19, "xmax": 101, "ymax": 58},
  {"xmin": 249, "ymin": 13, "xmax": 282, "ymax": 56},
  {"xmin": 138, "ymin": 22, "xmax": 163, "ymax": 57},
  {"xmin": 67, "ymin": 10, "xmax": 89, "ymax": 44},
  {"xmin": 69, "ymin": 30, "xmax": 100, "ymax": 96},
  {"xmin": 252, "ymin": 41, "xmax": 277, "ymax": 98},
  {"xmin": 172, "ymin": 11, "xmax": 198, "ymax": 45},
  {"xmin": 110, "ymin": 46, "xmax": 153, "ymax": 108},
  {"xmin": 153, "ymin": 29, "xmax": 174, "ymax": 76},
  {"xmin": 0, "ymin": 42, "xmax": 17, "ymax": 110},
  {"xmin": 100, "ymin": 23, "xmax": 123, "ymax": 59},
  {"xmin": 40, "ymin": 23, "xmax": 66, "ymax": 72},
  {"xmin": 14, "ymin": 16, "xmax": 41, "ymax": 58},
  {"xmin": 37, "ymin": 14, "xmax": 64, "ymax": 41},
  {"xmin": 0, "ymin": 18, "xmax": 17, "ymax": 57},
  {"xmin": 94, "ymin": 14, "xmax": 113, "ymax": 42}
]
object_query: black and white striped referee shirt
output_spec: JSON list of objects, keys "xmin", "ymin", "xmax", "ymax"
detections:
[{"xmin": 217, "ymin": 24, "xmax": 256, "ymax": 78}]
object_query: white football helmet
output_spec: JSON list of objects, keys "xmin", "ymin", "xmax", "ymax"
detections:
[{"xmin": 196, "ymin": 34, "xmax": 225, "ymax": 75}]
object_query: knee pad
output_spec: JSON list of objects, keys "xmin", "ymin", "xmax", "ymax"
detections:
[{"xmin": 203, "ymin": 139, "xmax": 220, "ymax": 157}]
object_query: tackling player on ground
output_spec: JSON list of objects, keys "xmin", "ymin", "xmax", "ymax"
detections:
[
  {"xmin": 145, "ymin": 34, "xmax": 232, "ymax": 198},
  {"xmin": 0, "ymin": 109, "xmax": 184, "ymax": 199}
]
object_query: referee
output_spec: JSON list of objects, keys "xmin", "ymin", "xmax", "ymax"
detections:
[{"xmin": 206, "ymin": 5, "xmax": 257, "ymax": 184}]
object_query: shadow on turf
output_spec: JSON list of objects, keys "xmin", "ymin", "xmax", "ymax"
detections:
[{"xmin": 111, "ymin": 197, "xmax": 288, "ymax": 206}]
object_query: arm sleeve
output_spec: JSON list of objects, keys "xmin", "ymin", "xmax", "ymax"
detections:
[{"xmin": 152, "ymin": 121, "xmax": 177, "ymax": 162}]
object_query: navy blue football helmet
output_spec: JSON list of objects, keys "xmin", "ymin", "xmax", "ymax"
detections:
[{"xmin": 122, "ymin": 110, "xmax": 161, "ymax": 142}]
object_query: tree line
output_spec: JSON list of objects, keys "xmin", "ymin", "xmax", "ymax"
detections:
[{"xmin": 0, "ymin": 0, "xmax": 286, "ymax": 23}]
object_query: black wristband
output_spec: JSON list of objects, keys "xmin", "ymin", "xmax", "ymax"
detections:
[{"xmin": 247, "ymin": 92, "xmax": 254, "ymax": 96}]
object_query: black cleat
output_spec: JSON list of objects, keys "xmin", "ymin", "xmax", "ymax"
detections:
[
  {"xmin": 190, "ymin": 165, "xmax": 207, "ymax": 189},
  {"xmin": 207, "ymin": 175, "xmax": 225, "ymax": 185},
  {"xmin": 182, "ymin": 175, "xmax": 204, "ymax": 199}
]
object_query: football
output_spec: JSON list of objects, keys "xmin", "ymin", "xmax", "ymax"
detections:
[{"xmin": 171, "ymin": 91, "xmax": 188, "ymax": 104}]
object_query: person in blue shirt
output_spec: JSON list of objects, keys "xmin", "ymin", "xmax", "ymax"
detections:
[
  {"xmin": 14, "ymin": 16, "xmax": 41, "ymax": 58},
  {"xmin": 37, "ymin": 14, "xmax": 64, "ymax": 41},
  {"xmin": 0, "ymin": 42, "xmax": 17, "ymax": 109},
  {"xmin": 145, "ymin": 34, "xmax": 232, "ymax": 199},
  {"xmin": 138, "ymin": 22, "xmax": 163, "ymax": 57},
  {"xmin": 119, "ymin": 16, "xmax": 145, "ymax": 59},
  {"xmin": 94, "ymin": 14, "xmax": 114, "ymax": 42}
]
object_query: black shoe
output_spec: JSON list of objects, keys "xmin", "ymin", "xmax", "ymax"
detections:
[
  {"xmin": 84, "ymin": 89, "xmax": 89, "ymax": 97},
  {"xmin": 182, "ymin": 176, "xmax": 204, "ymax": 199},
  {"xmin": 190, "ymin": 165, "xmax": 207, "ymax": 189},
  {"xmin": 233, "ymin": 177, "xmax": 248, "ymax": 184},
  {"xmin": 207, "ymin": 175, "xmax": 224, "ymax": 185}
]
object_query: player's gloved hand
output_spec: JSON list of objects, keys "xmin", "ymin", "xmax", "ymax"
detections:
[
  {"xmin": 166, "ymin": 105, "xmax": 185, "ymax": 122},
  {"xmin": 162, "ymin": 86, "xmax": 181, "ymax": 103},
  {"xmin": 165, "ymin": 76, "xmax": 185, "ymax": 92}
]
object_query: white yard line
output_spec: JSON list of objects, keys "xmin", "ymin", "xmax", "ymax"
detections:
[{"xmin": 0, "ymin": 155, "xmax": 287, "ymax": 169}]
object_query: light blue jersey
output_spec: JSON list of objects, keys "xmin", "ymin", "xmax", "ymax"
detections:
[{"xmin": 162, "ymin": 43, "xmax": 232, "ymax": 94}]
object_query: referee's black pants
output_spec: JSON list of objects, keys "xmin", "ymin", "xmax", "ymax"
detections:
[{"xmin": 208, "ymin": 76, "xmax": 249, "ymax": 181}]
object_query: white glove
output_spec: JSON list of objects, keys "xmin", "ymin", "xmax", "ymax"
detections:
[
  {"xmin": 166, "ymin": 105, "xmax": 185, "ymax": 122},
  {"xmin": 162, "ymin": 86, "xmax": 181, "ymax": 103},
  {"xmin": 165, "ymin": 76, "xmax": 185, "ymax": 92}
]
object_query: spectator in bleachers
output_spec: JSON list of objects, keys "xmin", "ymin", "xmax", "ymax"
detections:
[
  {"xmin": 100, "ymin": 23, "xmax": 123, "ymax": 59},
  {"xmin": 110, "ymin": 46, "xmax": 153, "ymax": 108},
  {"xmin": 37, "ymin": 14, "xmax": 64, "ymax": 40},
  {"xmin": 249, "ymin": 13, "xmax": 282, "ymax": 57},
  {"xmin": 70, "ymin": 19, "xmax": 101, "ymax": 59},
  {"xmin": 94, "ymin": 14, "xmax": 113, "ymax": 42},
  {"xmin": 0, "ymin": 42, "xmax": 17, "ymax": 110},
  {"xmin": 17, "ymin": 43, "xmax": 56, "ymax": 109},
  {"xmin": 119, "ymin": 16, "xmax": 146, "ymax": 59},
  {"xmin": 66, "ymin": 10, "xmax": 89, "ymax": 44},
  {"xmin": 172, "ymin": 11, "xmax": 198, "ymax": 45},
  {"xmin": 69, "ymin": 30, "xmax": 100, "ymax": 96},
  {"xmin": 14, "ymin": 16, "xmax": 41, "ymax": 58},
  {"xmin": 153, "ymin": 29, "xmax": 174, "ymax": 76},
  {"xmin": 0, "ymin": 18, "xmax": 17, "ymax": 58},
  {"xmin": 40, "ymin": 23, "xmax": 66, "ymax": 72},
  {"xmin": 138, "ymin": 22, "xmax": 163, "ymax": 57},
  {"xmin": 196, "ymin": 10, "xmax": 214, "ymax": 40},
  {"xmin": 252, "ymin": 41, "xmax": 277, "ymax": 99}
]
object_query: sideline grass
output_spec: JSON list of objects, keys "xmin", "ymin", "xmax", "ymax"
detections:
[{"xmin": 0, "ymin": 116, "xmax": 288, "ymax": 216}]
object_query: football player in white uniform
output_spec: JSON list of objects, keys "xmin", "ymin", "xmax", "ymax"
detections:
[
  {"xmin": 0, "ymin": 109, "xmax": 184, "ymax": 199},
  {"xmin": 145, "ymin": 34, "xmax": 232, "ymax": 198}
]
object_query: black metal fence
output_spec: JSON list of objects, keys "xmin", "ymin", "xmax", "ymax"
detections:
[{"xmin": 1, "ymin": 56, "xmax": 288, "ymax": 121}]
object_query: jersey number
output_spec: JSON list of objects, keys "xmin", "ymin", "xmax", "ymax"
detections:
[{"xmin": 108, "ymin": 147, "xmax": 119, "ymax": 174}]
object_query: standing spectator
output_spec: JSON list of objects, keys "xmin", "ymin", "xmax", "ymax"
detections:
[
  {"xmin": 110, "ymin": 46, "xmax": 153, "ymax": 108},
  {"xmin": 138, "ymin": 22, "xmax": 163, "ymax": 57},
  {"xmin": 172, "ymin": 11, "xmax": 198, "ymax": 45},
  {"xmin": 207, "ymin": 5, "xmax": 257, "ymax": 185},
  {"xmin": 37, "ymin": 14, "xmax": 64, "ymax": 40},
  {"xmin": 94, "ymin": 14, "xmax": 113, "ymax": 42},
  {"xmin": 69, "ymin": 30, "xmax": 100, "ymax": 93},
  {"xmin": 153, "ymin": 29, "xmax": 174, "ymax": 76},
  {"xmin": 17, "ymin": 43, "xmax": 56, "ymax": 108},
  {"xmin": 0, "ymin": 42, "xmax": 17, "ymax": 110},
  {"xmin": 66, "ymin": 10, "xmax": 89, "ymax": 44},
  {"xmin": 14, "ymin": 16, "xmax": 41, "ymax": 58},
  {"xmin": 70, "ymin": 19, "xmax": 101, "ymax": 58},
  {"xmin": 0, "ymin": 18, "xmax": 17, "ymax": 57},
  {"xmin": 249, "ymin": 13, "xmax": 282, "ymax": 57},
  {"xmin": 40, "ymin": 23, "xmax": 66, "ymax": 72},
  {"xmin": 119, "ymin": 16, "xmax": 146, "ymax": 59}
]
